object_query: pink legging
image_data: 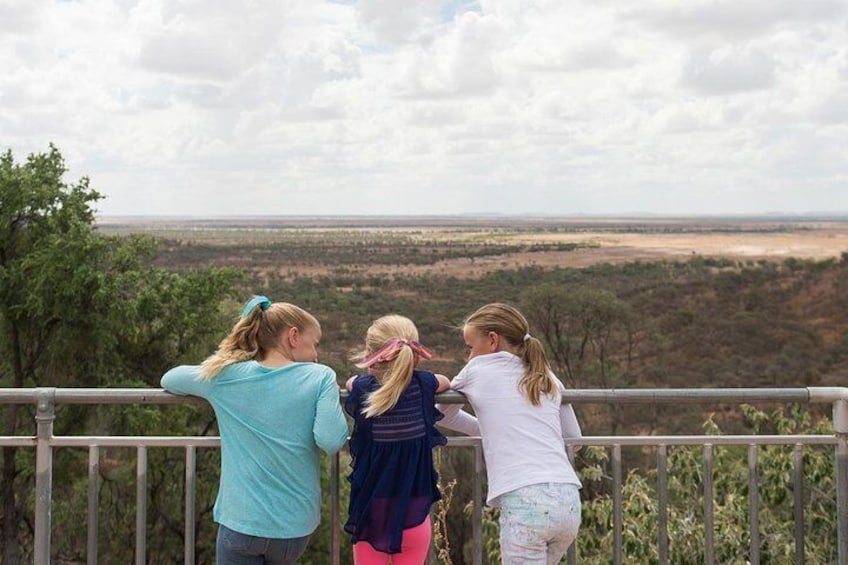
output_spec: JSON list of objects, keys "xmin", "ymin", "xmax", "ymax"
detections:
[{"xmin": 353, "ymin": 516, "xmax": 432, "ymax": 565}]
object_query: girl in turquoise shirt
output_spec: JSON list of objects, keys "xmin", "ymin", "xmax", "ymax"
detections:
[{"xmin": 161, "ymin": 296, "xmax": 349, "ymax": 565}]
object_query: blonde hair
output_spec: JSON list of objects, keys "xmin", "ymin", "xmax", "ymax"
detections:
[
  {"xmin": 199, "ymin": 301, "xmax": 320, "ymax": 380},
  {"xmin": 464, "ymin": 302, "xmax": 559, "ymax": 406},
  {"xmin": 357, "ymin": 315, "xmax": 421, "ymax": 418}
]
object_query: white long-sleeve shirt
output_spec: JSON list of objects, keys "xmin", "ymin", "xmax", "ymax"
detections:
[{"xmin": 437, "ymin": 351, "xmax": 582, "ymax": 505}]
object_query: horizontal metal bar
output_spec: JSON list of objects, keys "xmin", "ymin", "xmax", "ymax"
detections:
[
  {"xmin": 809, "ymin": 387, "xmax": 848, "ymax": 402},
  {"xmin": 568, "ymin": 435, "xmax": 837, "ymax": 446},
  {"xmin": 441, "ymin": 388, "xmax": 820, "ymax": 405},
  {"xmin": 51, "ymin": 437, "xmax": 222, "ymax": 448},
  {"xmin": 437, "ymin": 436, "xmax": 481, "ymax": 447},
  {"xmin": 0, "ymin": 437, "xmax": 37, "ymax": 446},
  {"xmin": 0, "ymin": 390, "xmax": 42, "ymax": 402},
  {"xmin": 3, "ymin": 386, "xmax": 847, "ymax": 405},
  {"xmin": 22, "ymin": 434, "xmax": 834, "ymax": 450},
  {"xmin": 562, "ymin": 388, "xmax": 814, "ymax": 404},
  {"xmin": 49, "ymin": 436, "xmax": 479, "ymax": 449},
  {"xmin": 66, "ymin": 390, "xmax": 205, "ymax": 404}
]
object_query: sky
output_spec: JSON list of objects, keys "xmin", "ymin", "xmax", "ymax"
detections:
[{"xmin": 1, "ymin": 0, "xmax": 847, "ymax": 217}]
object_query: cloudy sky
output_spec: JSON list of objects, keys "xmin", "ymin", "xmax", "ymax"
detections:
[{"xmin": 1, "ymin": 0, "xmax": 846, "ymax": 216}]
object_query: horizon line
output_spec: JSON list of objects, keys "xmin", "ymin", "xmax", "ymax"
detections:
[{"xmin": 95, "ymin": 212, "xmax": 848, "ymax": 221}]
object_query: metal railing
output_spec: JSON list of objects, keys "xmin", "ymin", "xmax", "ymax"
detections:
[{"xmin": 1, "ymin": 386, "xmax": 846, "ymax": 564}]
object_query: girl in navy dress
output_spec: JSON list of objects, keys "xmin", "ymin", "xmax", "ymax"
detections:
[{"xmin": 344, "ymin": 315, "xmax": 450, "ymax": 564}]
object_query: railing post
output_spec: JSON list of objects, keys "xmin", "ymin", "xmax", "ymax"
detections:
[
  {"xmin": 185, "ymin": 446, "xmax": 196, "ymax": 565},
  {"xmin": 34, "ymin": 387, "xmax": 56, "ymax": 565},
  {"xmin": 612, "ymin": 444, "xmax": 622, "ymax": 565},
  {"xmin": 87, "ymin": 446, "xmax": 100, "ymax": 565},
  {"xmin": 704, "ymin": 443, "xmax": 714, "ymax": 565},
  {"xmin": 566, "ymin": 444, "xmax": 578, "ymax": 565},
  {"xmin": 136, "ymin": 446, "xmax": 147, "ymax": 565},
  {"xmin": 657, "ymin": 445, "xmax": 669, "ymax": 565},
  {"xmin": 331, "ymin": 451, "xmax": 341, "ymax": 565},
  {"xmin": 793, "ymin": 444, "xmax": 804, "ymax": 564},
  {"xmin": 834, "ymin": 399, "xmax": 848, "ymax": 565},
  {"xmin": 473, "ymin": 441, "xmax": 484, "ymax": 565}
]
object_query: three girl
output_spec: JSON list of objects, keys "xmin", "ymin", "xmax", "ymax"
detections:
[
  {"xmin": 161, "ymin": 296, "xmax": 349, "ymax": 565},
  {"xmin": 162, "ymin": 297, "xmax": 580, "ymax": 565}
]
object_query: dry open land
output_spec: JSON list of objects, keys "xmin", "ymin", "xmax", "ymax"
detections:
[{"xmin": 98, "ymin": 215, "xmax": 848, "ymax": 278}]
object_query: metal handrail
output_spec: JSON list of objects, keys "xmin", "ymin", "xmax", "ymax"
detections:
[
  {"xmin": 2, "ymin": 386, "xmax": 847, "ymax": 404},
  {"xmin": 1, "ymin": 386, "xmax": 846, "ymax": 565}
]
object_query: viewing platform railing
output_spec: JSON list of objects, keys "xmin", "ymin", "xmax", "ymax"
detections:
[{"xmin": 1, "ymin": 387, "xmax": 846, "ymax": 565}]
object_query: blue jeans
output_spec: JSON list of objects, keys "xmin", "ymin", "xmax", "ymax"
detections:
[
  {"xmin": 498, "ymin": 483, "xmax": 581, "ymax": 564},
  {"xmin": 216, "ymin": 524, "xmax": 310, "ymax": 565}
]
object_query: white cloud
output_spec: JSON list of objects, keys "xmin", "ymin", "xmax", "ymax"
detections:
[
  {"xmin": 0, "ymin": 0, "xmax": 846, "ymax": 215},
  {"xmin": 356, "ymin": 0, "xmax": 441, "ymax": 45},
  {"xmin": 134, "ymin": 1, "xmax": 284, "ymax": 81},
  {"xmin": 389, "ymin": 10, "xmax": 505, "ymax": 99},
  {"xmin": 682, "ymin": 46, "xmax": 776, "ymax": 95},
  {"xmin": 0, "ymin": 1, "xmax": 41, "ymax": 36},
  {"xmin": 624, "ymin": 0, "xmax": 847, "ymax": 41}
]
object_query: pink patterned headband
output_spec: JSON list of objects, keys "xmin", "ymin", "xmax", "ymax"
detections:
[{"xmin": 356, "ymin": 339, "xmax": 433, "ymax": 369}]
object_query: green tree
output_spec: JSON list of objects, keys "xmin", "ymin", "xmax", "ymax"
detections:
[
  {"xmin": 522, "ymin": 284, "xmax": 635, "ymax": 432},
  {"xmin": 573, "ymin": 407, "xmax": 836, "ymax": 564},
  {"xmin": 475, "ymin": 407, "xmax": 836, "ymax": 564},
  {"xmin": 522, "ymin": 284, "xmax": 634, "ymax": 388},
  {"xmin": 0, "ymin": 145, "xmax": 240, "ymax": 562}
]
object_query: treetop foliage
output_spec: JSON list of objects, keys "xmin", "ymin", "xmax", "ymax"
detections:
[{"xmin": 1, "ymin": 145, "xmax": 240, "ymax": 562}]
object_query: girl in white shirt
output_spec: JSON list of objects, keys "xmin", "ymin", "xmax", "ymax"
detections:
[{"xmin": 438, "ymin": 302, "xmax": 582, "ymax": 565}]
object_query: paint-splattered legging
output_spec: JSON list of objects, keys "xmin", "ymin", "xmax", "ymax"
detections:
[{"xmin": 498, "ymin": 483, "xmax": 581, "ymax": 565}]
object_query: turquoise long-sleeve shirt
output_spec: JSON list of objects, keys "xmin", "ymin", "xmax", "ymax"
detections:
[{"xmin": 161, "ymin": 360, "xmax": 349, "ymax": 538}]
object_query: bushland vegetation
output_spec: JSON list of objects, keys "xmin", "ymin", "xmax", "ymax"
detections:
[
  {"xmin": 149, "ymin": 234, "xmax": 587, "ymax": 272},
  {"xmin": 0, "ymin": 146, "xmax": 239, "ymax": 563},
  {"xmin": 2, "ymin": 146, "xmax": 846, "ymax": 562}
]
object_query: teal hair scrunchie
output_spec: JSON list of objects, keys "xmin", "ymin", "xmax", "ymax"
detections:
[{"xmin": 240, "ymin": 295, "xmax": 272, "ymax": 318}]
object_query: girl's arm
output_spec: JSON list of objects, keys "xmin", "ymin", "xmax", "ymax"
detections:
[
  {"xmin": 434, "ymin": 369, "xmax": 480, "ymax": 435},
  {"xmin": 313, "ymin": 371, "xmax": 350, "ymax": 454},
  {"xmin": 560, "ymin": 403, "xmax": 582, "ymax": 441},
  {"xmin": 555, "ymin": 377, "xmax": 582, "ymax": 440},
  {"xmin": 160, "ymin": 366, "xmax": 211, "ymax": 398},
  {"xmin": 345, "ymin": 375, "xmax": 358, "ymax": 391},
  {"xmin": 433, "ymin": 373, "xmax": 479, "ymax": 433},
  {"xmin": 436, "ymin": 403, "xmax": 480, "ymax": 436},
  {"xmin": 436, "ymin": 372, "xmax": 479, "ymax": 435}
]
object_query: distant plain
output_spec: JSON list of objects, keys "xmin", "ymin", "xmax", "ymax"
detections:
[{"xmin": 98, "ymin": 215, "xmax": 848, "ymax": 277}]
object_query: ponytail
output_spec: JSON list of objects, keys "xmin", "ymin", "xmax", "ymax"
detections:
[
  {"xmin": 199, "ymin": 310, "xmax": 262, "ymax": 380},
  {"xmin": 362, "ymin": 345, "xmax": 415, "ymax": 418},
  {"xmin": 519, "ymin": 336, "xmax": 559, "ymax": 406},
  {"xmin": 354, "ymin": 315, "xmax": 430, "ymax": 418},
  {"xmin": 199, "ymin": 296, "xmax": 320, "ymax": 380}
]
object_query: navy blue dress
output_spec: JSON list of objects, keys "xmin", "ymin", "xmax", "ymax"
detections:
[{"xmin": 344, "ymin": 370, "xmax": 447, "ymax": 554}]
